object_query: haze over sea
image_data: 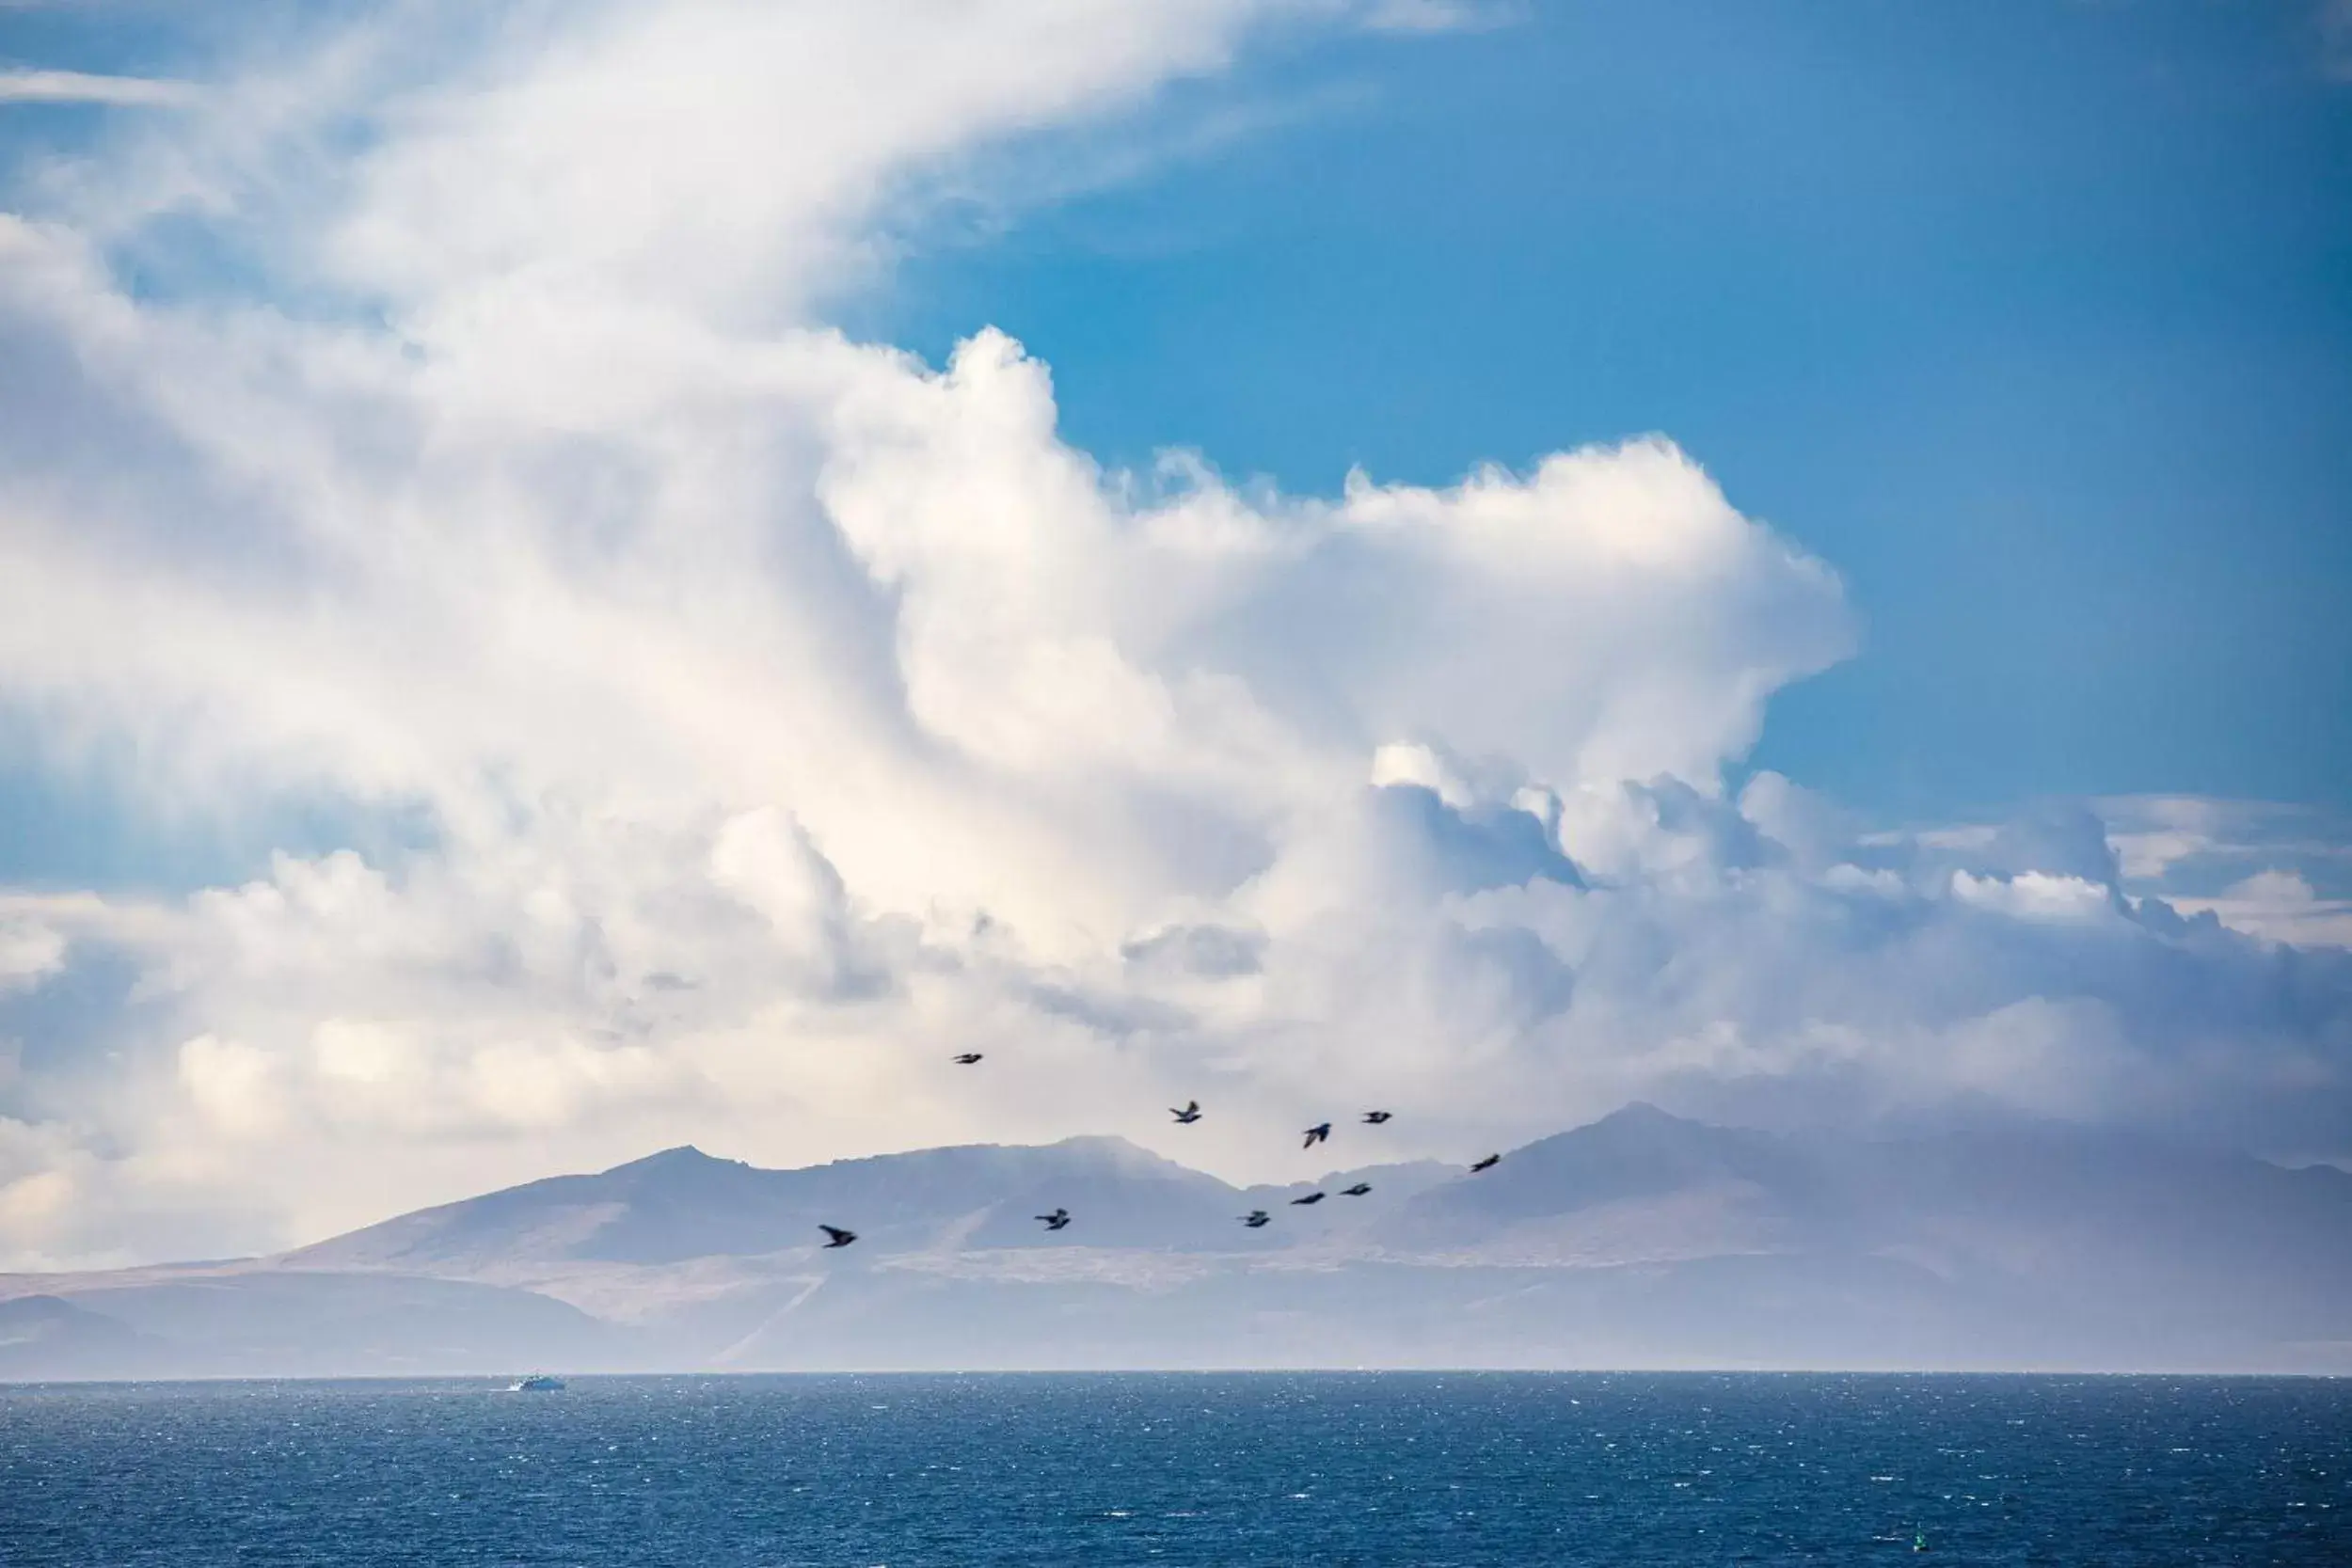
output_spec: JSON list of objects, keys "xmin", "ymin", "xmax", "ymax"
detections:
[{"xmin": 4, "ymin": 1373, "xmax": 2346, "ymax": 1566}]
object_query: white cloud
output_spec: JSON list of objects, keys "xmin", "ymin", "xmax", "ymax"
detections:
[
  {"xmin": 0, "ymin": 916, "xmax": 65, "ymax": 992},
  {"xmin": 178, "ymin": 1033, "xmax": 288, "ymax": 1139},
  {"xmin": 0, "ymin": 70, "xmax": 199, "ymax": 107},
  {"xmin": 2167, "ymin": 868, "xmax": 2352, "ymax": 950},
  {"xmin": 2101, "ymin": 796, "xmax": 2352, "ymax": 947},
  {"xmin": 1949, "ymin": 869, "xmax": 2113, "ymax": 925},
  {"xmin": 0, "ymin": 0, "xmax": 2345, "ymax": 1268},
  {"xmin": 1357, "ymin": 0, "xmax": 1517, "ymax": 34}
]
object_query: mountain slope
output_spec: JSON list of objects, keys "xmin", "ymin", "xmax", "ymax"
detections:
[
  {"xmin": 287, "ymin": 1135, "xmax": 1250, "ymax": 1273},
  {"xmin": 8, "ymin": 1108, "xmax": 2351, "ymax": 1377}
]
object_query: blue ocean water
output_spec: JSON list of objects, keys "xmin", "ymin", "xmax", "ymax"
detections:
[{"xmin": 2, "ymin": 1372, "xmax": 2345, "ymax": 1565}]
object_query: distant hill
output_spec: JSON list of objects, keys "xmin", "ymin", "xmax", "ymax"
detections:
[
  {"xmin": 7, "ymin": 1107, "xmax": 2350, "ymax": 1378},
  {"xmin": 285, "ymin": 1135, "xmax": 1251, "ymax": 1272}
]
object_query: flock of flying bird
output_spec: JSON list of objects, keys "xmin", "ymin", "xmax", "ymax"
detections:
[{"xmin": 812, "ymin": 1055, "xmax": 1503, "ymax": 1250}]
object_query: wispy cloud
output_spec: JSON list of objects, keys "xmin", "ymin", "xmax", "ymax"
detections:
[
  {"xmin": 1357, "ymin": 0, "xmax": 1520, "ymax": 34},
  {"xmin": 0, "ymin": 69, "xmax": 199, "ymax": 107}
]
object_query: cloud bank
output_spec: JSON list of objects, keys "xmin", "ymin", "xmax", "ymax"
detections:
[{"xmin": 0, "ymin": 0, "xmax": 2346, "ymax": 1269}]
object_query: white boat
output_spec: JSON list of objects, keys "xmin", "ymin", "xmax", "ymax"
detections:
[{"xmin": 507, "ymin": 1373, "xmax": 565, "ymax": 1391}]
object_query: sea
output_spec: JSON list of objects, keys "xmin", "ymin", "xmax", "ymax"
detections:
[{"xmin": 2, "ymin": 1372, "xmax": 2345, "ymax": 1565}]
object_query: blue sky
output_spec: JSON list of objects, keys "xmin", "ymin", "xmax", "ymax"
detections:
[
  {"xmin": 3, "ymin": 1, "xmax": 2351, "ymax": 1262},
  {"xmin": 853, "ymin": 0, "xmax": 2352, "ymax": 816}
]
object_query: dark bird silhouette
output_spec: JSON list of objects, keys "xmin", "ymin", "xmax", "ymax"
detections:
[
  {"xmin": 1290, "ymin": 1191, "xmax": 1327, "ymax": 1206},
  {"xmin": 818, "ymin": 1224, "xmax": 858, "ymax": 1248},
  {"xmin": 1340, "ymin": 1182, "xmax": 1373, "ymax": 1196},
  {"xmin": 951, "ymin": 1053, "xmax": 983, "ymax": 1065},
  {"xmin": 1241, "ymin": 1210, "xmax": 1272, "ymax": 1228},
  {"xmin": 1361, "ymin": 1111, "xmax": 1392, "ymax": 1124},
  {"xmin": 1036, "ymin": 1208, "xmax": 1072, "ymax": 1231},
  {"xmin": 1470, "ymin": 1153, "xmax": 1501, "ymax": 1173},
  {"xmin": 1302, "ymin": 1122, "xmax": 1332, "ymax": 1148},
  {"xmin": 1170, "ymin": 1100, "xmax": 1202, "ymax": 1124}
]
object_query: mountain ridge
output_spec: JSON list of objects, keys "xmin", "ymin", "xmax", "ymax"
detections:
[{"xmin": 7, "ymin": 1106, "xmax": 2350, "ymax": 1378}]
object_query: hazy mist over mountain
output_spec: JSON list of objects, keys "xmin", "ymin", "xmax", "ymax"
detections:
[{"xmin": 7, "ymin": 1105, "xmax": 2347, "ymax": 1381}]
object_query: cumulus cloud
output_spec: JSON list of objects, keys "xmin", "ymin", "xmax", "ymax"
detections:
[
  {"xmin": 0, "ymin": 0, "xmax": 2346, "ymax": 1267},
  {"xmin": 2165, "ymin": 870, "xmax": 2352, "ymax": 950},
  {"xmin": 2103, "ymin": 796, "xmax": 2352, "ymax": 945}
]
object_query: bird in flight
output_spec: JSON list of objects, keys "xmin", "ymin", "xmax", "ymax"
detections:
[
  {"xmin": 1240, "ymin": 1210, "xmax": 1272, "ymax": 1228},
  {"xmin": 1470, "ymin": 1154, "xmax": 1502, "ymax": 1173},
  {"xmin": 1290, "ymin": 1191, "xmax": 1327, "ymax": 1206},
  {"xmin": 951, "ymin": 1053, "xmax": 983, "ymax": 1065},
  {"xmin": 1036, "ymin": 1208, "xmax": 1072, "ymax": 1232},
  {"xmin": 818, "ymin": 1225, "xmax": 858, "ymax": 1248},
  {"xmin": 1340, "ymin": 1182, "xmax": 1373, "ymax": 1196},
  {"xmin": 1302, "ymin": 1122, "xmax": 1332, "ymax": 1148},
  {"xmin": 1361, "ymin": 1111, "xmax": 1392, "ymax": 1125},
  {"xmin": 1170, "ymin": 1101, "xmax": 1202, "ymax": 1124}
]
